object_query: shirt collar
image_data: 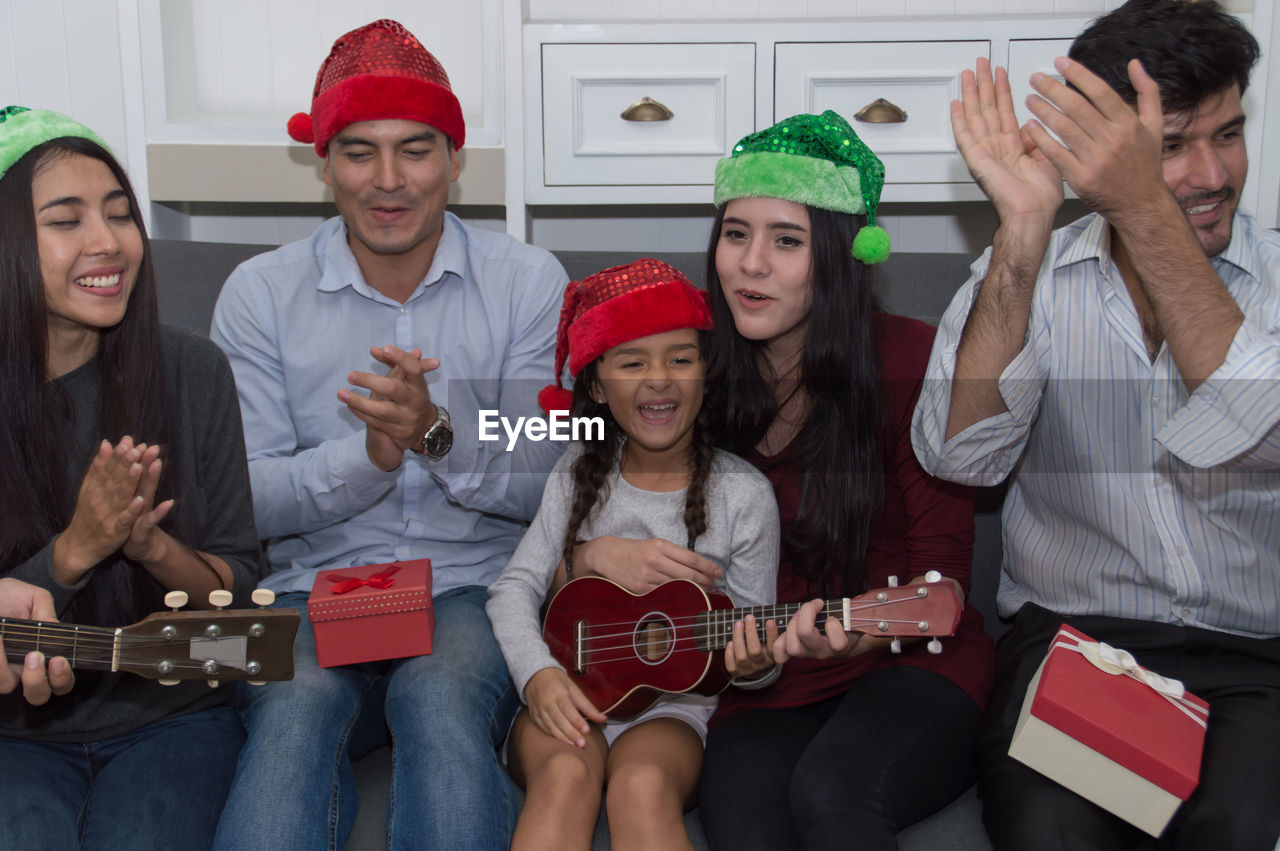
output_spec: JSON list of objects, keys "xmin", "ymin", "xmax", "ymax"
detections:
[
  {"xmin": 315, "ymin": 212, "xmax": 468, "ymax": 300},
  {"xmin": 1053, "ymin": 209, "xmax": 1259, "ymax": 284}
]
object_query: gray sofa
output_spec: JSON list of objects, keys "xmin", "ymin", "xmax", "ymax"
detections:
[{"xmin": 151, "ymin": 239, "xmax": 1001, "ymax": 851}]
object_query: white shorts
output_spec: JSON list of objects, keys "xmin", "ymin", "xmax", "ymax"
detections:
[
  {"xmin": 600, "ymin": 692, "xmax": 717, "ymax": 746},
  {"xmin": 502, "ymin": 692, "xmax": 717, "ymax": 763}
]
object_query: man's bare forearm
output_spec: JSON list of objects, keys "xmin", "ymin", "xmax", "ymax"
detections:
[{"xmin": 947, "ymin": 219, "xmax": 1054, "ymax": 440}]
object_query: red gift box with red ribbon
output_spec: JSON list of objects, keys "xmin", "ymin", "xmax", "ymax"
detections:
[
  {"xmin": 307, "ymin": 559, "xmax": 434, "ymax": 668},
  {"xmin": 1008, "ymin": 624, "xmax": 1209, "ymax": 837}
]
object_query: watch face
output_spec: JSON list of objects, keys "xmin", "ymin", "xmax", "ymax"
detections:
[{"xmin": 425, "ymin": 425, "xmax": 453, "ymax": 458}]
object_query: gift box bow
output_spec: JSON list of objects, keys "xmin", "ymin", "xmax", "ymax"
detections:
[
  {"xmin": 1053, "ymin": 634, "xmax": 1208, "ymax": 729},
  {"xmin": 325, "ymin": 565, "xmax": 401, "ymax": 595}
]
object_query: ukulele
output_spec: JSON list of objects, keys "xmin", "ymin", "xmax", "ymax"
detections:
[
  {"xmin": 0, "ymin": 589, "xmax": 298, "ymax": 685},
  {"xmin": 543, "ymin": 573, "xmax": 962, "ymax": 719}
]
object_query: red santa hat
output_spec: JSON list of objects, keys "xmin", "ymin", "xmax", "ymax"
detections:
[
  {"xmin": 287, "ymin": 19, "xmax": 464, "ymax": 155},
  {"xmin": 538, "ymin": 258, "xmax": 713, "ymax": 415}
]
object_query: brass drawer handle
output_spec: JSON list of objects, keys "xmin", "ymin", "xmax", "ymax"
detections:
[
  {"xmin": 855, "ymin": 98, "xmax": 908, "ymax": 124},
  {"xmin": 620, "ymin": 97, "xmax": 675, "ymax": 122}
]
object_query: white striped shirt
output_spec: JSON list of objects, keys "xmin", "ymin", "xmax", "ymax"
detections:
[{"xmin": 912, "ymin": 212, "xmax": 1280, "ymax": 638}]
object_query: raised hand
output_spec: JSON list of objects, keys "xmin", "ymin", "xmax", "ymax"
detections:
[
  {"xmin": 1023, "ymin": 58, "xmax": 1167, "ymax": 225},
  {"xmin": 122, "ymin": 443, "xmax": 175, "ymax": 564},
  {"xmin": 952, "ymin": 57, "xmax": 1064, "ymax": 227},
  {"xmin": 724, "ymin": 613, "xmax": 779, "ymax": 680},
  {"xmin": 55, "ymin": 437, "xmax": 154, "ymax": 582},
  {"xmin": 338, "ymin": 346, "xmax": 441, "ymax": 472},
  {"xmin": 523, "ymin": 666, "xmax": 608, "ymax": 748},
  {"xmin": 573, "ymin": 535, "xmax": 724, "ymax": 594}
]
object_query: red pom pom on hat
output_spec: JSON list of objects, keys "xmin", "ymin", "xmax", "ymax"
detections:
[
  {"xmin": 538, "ymin": 385, "xmax": 575, "ymax": 416},
  {"xmin": 287, "ymin": 112, "xmax": 314, "ymax": 144}
]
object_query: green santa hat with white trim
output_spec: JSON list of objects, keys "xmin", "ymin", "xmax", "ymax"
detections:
[{"xmin": 714, "ymin": 110, "xmax": 890, "ymax": 265}]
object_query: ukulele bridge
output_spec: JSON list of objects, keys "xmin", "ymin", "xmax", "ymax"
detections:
[{"xmin": 573, "ymin": 620, "xmax": 587, "ymax": 674}]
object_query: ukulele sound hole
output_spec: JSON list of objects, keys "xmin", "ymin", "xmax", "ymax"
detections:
[{"xmin": 632, "ymin": 612, "xmax": 676, "ymax": 666}]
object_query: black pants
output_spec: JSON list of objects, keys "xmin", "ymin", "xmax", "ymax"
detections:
[
  {"xmin": 978, "ymin": 603, "xmax": 1280, "ymax": 851},
  {"xmin": 699, "ymin": 666, "xmax": 982, "ymax": 850}
]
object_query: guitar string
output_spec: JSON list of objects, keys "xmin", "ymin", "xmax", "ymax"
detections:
[
  {"xmin": 558, "ymin": 595, "xmax": 933, "ymax": 639},
  {"xmin": 565, "ymin": 621, "xmax": 940, "ymax": 667}
]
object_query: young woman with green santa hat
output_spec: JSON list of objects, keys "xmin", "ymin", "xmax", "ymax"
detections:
[
  {"xmin": 697, "ymin": 111, "xmax": 997, "ymax": 847},
  {"xmin": 0, "ymin": 106, "xmax": 262, "ymax": 850}
]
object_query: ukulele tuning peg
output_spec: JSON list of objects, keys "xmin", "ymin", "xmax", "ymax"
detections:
[
  {"xmin": 927, "ymin": 638, "xmax": 943, "ymax": 655},
  {"xmin": 924, "ymin": 570, "xmax": 943, "ymax": 584},
  {"xmin": 890, "ymin": 638, "xmax": 902, "ymax": 655},
  {"xmin": 887, "ymin": 576, "xmax": 899, "ymax": 588},
  {"xmin": 158, "ymin": 679, "xmax": 180, "ymax": 686},
  {"xmin": 164, "ymin": 590, "xmax": 189, "ymax": 610},
  {"xmin": 251, "ymin": 588, "xmax": 276, "ymax": 607},
  {"xmin": 208, "ymin": 590, "xmax": 234, "ymax": 609}
]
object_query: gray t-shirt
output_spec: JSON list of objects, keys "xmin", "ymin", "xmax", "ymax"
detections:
[{"xmin": 487, "ymin": 443, "xmax": 780, "ymax": 698}]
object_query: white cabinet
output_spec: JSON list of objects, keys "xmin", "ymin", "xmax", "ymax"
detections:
[
  {"xmin": 774, "ymin": 40, "xmax": 989, "ymax": 186},
  {"xmin": 539, "ymin": 43, "xmax": 756, "ymax": 188}
]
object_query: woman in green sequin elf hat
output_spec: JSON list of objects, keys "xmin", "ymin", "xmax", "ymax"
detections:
[
  {"xmin": 697, "ymin": 111, "xmax": 996, "ymax": 848},
  {"xmin": 0, "ymin": 106, "xmax": 261, "ymax": 848}
]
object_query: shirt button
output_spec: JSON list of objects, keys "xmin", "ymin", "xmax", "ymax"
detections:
[
  {"xmin": 395, "ymin": 546, "xmax": 410, "ymax": 560},
  {"xmin": 1151, "ymin": 395, "xmax": 1159, "ymax": 406},
  {"xmin": 1174, "ymin": 546, "xmax": 1187, "ymax": 557},
  {"xmin": 400, "ymin": 307, "xmax": 407, "ymax": 315},
  {"xmin": 1180, "ymin": 607, "xmax": 1192, "ymax": 617}
]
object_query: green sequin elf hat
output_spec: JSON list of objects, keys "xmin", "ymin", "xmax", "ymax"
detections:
[
  {"xmin": 0, "ymin": 106, "xmax": 111, "ymax": 181},
  {"xmin": 714, "ymin": 110, "xmax": 890, "ymax": 264}
]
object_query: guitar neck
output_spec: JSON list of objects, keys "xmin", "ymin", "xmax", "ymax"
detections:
[{"xmin": 0, "ymin": 617, "xmax": 120, "ymax": 671}]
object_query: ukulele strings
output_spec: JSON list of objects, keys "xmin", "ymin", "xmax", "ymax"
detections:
[
  {"xmin": 571, "ymin": 597, "xmax": 935, "ymax": 666},
  {"xmin": 569, "ymin": 596, "xmax": 927, "ymax": 647}
]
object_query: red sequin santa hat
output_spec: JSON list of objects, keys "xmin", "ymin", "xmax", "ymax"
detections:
[
  {"xmin": 538, "ymin": 259, "xmax": 712, "ymax": 415},
  {"xmin": 287, "ymin": 19, "xmax": 464, "ymax": 155}
]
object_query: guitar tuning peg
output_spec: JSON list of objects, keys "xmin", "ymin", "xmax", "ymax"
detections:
[
  {"xmin": 158, "ymin": 679, "xmax": 180, "ymax": 686},
  {"xmin": 887, "ymin": 576, "xmax": 899, "ymax": 588},
  {"xmin": 927, "ymin": 638, "xmax": 943, "ymax": 655},
  {"xmin": 164, "ymin": 590, "xmax": 189, "ymax": 610},
  {"xmin": 251, "ymin": 588, "xmax": 276, "ymax": 607},
  {"xmin": 208, "ymin": 590, "xmax": 234, "ymax": 609},
  {"xmin": 924, "ymin": 570, "xmax": 943, "ymax": 584},
  {"xmin": 890, "ymin": 638, "xmax": 902, "ymax": 655},
  {"xmin": 207, "ymin": 679, "xmax": 221, "ymax": 688}
]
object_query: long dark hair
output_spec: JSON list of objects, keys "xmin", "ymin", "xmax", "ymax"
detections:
[
  {"xmin": 0, "ymin": 137, "xmax": 174, "ymax": 625},
  {"xmin": 559, "ymin": 335, "xmax": 715, "ymax": 574},
  {"xmin": 706, "ymin": 204, "xmax": 884, "ymax": 597}
]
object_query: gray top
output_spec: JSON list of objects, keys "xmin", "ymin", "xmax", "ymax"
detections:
[
  {"xmin": 487, "ymin": 444, "xmax": 781, "ymax": 698},
  {"xmin": 3, "ymin": 326, "xmax": 264, "ymax": 742}
]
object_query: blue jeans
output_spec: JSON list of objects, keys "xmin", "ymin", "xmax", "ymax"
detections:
[
  {"xmin": 214, "ymin": 585, "xmax": 520, "ymax": 851},
  {"xmin": 0, "ymin": 705, "xmax": 243, "ymax": 851}
]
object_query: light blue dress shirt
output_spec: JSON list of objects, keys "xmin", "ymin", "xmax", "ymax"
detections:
[
  {"xmin": 211, "ymin": 213, "xmax": 570, "ymax": 595},
  {"xmin": 912, "ymin": 212, "xmax": 1280, "ymax": 637}
]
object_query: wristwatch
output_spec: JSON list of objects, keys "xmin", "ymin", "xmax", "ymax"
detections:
[{"xmin": 411, "ymin": 405, "xmax": 452, "ymax": 461}]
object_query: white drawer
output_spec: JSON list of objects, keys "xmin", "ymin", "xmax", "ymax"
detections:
[
  {"xmin": 540, "ymin": 42, "xmax": 757, "ymax": 187},
  {"xmin": 774, "ymin": 41, "xmax": 990, "ymax": 187}
]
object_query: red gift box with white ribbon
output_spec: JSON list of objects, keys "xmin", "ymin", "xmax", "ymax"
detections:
[
  {"xmin": 307, "ymin": 559, "xmax": 434, "ymax": 668},
  {"xmin": 1008, "ymin": 624, "xmax": 1209, "ymax": 837}
]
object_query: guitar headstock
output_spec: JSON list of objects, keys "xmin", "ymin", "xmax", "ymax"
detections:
[
  {"xmin": 842, "ymin": 575, "xmax": 963, "ymax": 644},
  {"xmin": 117, "ymin": 605, "xmax": 299, "ymax": 683}
]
